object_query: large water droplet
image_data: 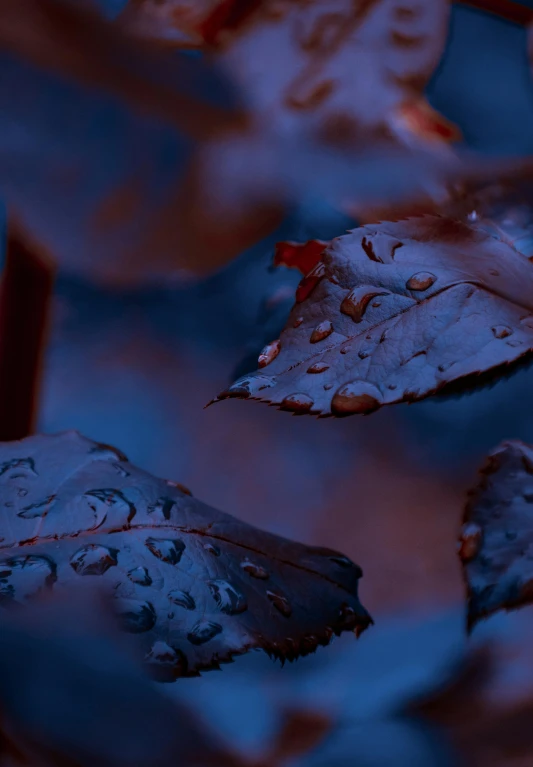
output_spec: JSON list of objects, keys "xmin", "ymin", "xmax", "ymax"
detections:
[
  {"xmin": 208, "ymin": 580, "xmax": 247, "ymax": 615},
  {"xmin": 307, "ymin": 362, "xmax": 329, "ymax": 374},
  {"xmin": 17, "ymin": 494, "xmax": 56, "ymax": 519},
  {"xmin": 458, "ymin": 522, "xmax": 482, "ymax": 562},
  {"xmin": 144, "ymin": 642, "xmax": 187, "ymax": 682},
  {"xmin": 406, "ymin": 272, "xmax": 437, "ymax": 291},
  {"xmin": 116, "ymin": 599, "xmax": 156, "ymax": 633},
  {"xmin": 0, "ymin": 555, "xmax": 56, "ymax": 603},
  {"xmin": 293, "ymin": 317, "xmax": 304, "ymax": 328},
  {"xmin": 331, "ymin": 380, "xmax": 382, "ymax": 415},
  {"xmin": 241, "ymin": 560, "xmax": 269, "ymax": 579},
  {"xmin": 204, "ymin": 543, "xmax": 220, "ymax": 556},
  {"xmin": 310, "ymin": 321, "xmax": 333, "ymax": 343},
  {"xmin": 267, "ymin": 591, "xmax": 292, "ymax": 617},
  {"xmin": 145, "ymin": 537, "xmax": 185, "ymax": 565},
  {"xmin": 296, "ymin": 263, "xmax": 326, "ymax": 303},
  {"xmin": 281, "ymin": 393, "xmax": 314, "ymax": 413},
  {"xmin": 258, "ymin": 340, "xmax": 281, "ymax": 368},
  {"xmin": 0, "ymin": 458, "xmax": 36, "ymax": 479},
  {"xmin": 148, "ymin": 497, "xmax": 176, "ymax": 521},
  {"xmin": 166, "ymin": 480, "xmax": 192, "ymax": 496},
  {"xmin": 340, "ymin": 286, "xmax": 389, "ymax": 323},
  {"xmin": 127, "ymin": 566, "xmax": 152, "ymax": 586},
  {"xmin": 168, "ymin": 589, "xmax": 196, "ymax": 610},
  {"xmin": 88, "ymin": 442, "xmax": 128, "ymax": 462},
  {"xmin": 337, "ymin": 604, "xmax": 357, "ymax": 630},
  {"xmin": 187, "ymin": 620, "xmax": 223, "ymax": 645},
  {"xmin": 70, "ymin": 544, "xmax": 118, "ymax": 576},
  {"xmin": 84, "ymin": 489, "xmax": 136, "ymax": 525},
  {"xmin": 222, "ymin": 375, "xmax": 276, "ymax": 400},
  {"xmin": 491, "ymin": 325, "xmax": 513, "ymax": 339}
]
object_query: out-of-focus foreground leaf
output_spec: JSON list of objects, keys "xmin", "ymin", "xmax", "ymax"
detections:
[
  {"xmin": 0, "ymin": 588, "xmax": 240, "ymax": 767},
  {"xmin": 0, "ymin": 431, "xmax": 371, "ymax": 679},
  {"xmin": 460, "ymin": 439, "xmax": 533, "ymax": 630},
  {"xmin": 213, "ymin": 216, "xmax": 533, "ymax": 416},
  {"xmin": 122, "ymin": 0, "xmax": 458, "ymax": 146},
  {"xmin": 1, "ymin": 0, "xmax": 531, "ymax": 286}
]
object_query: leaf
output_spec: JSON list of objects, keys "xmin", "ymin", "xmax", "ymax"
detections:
[
  {"xmin": 212, "ymin": 215, "xmax": 533, "ymax": 416},
  {"xmin": 459, "ymin": 439, "xmax": 533, "ymax": 631},
  {"xmin": 0, "ymin": 431, "xmax": 371, "ymax": 679},
  {"xmin": 123, "ymin": 0, "xmax": 458, "ymax": 148},
  {"xmin": 0, "ymin": 588, "xmax": 241, "ymax": 767},
  {"xmin": 274, "ymin": 240, "xmax": 330, "ymax": 276}
]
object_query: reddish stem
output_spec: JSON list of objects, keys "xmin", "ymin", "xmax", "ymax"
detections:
[
  {"xmin": 456, "ymin": 0, "xmax": 533, "ymax": 25},
  {"xmin": 0, "ymin": 224, "xmax": 55, "ymax": 442}
]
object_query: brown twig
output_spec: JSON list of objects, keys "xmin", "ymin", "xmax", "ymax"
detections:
[{"xmin": 0, "ymin": 222, "xmax": 55, "ymax": 442}]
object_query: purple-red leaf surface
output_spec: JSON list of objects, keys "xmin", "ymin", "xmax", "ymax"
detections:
[
  {"xmin": 0, "ymin": 431, "xmax": 371, "ymax": 679},
  {"xmin": 214, "ymin": 216, "xmax": 533, "ymax": 416},
  {"xmin": 460, "ymin": 440, "xmax": 533, "ymax": 630}
]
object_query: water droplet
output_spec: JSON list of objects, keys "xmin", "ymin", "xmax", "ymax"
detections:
[
  {"xmin": 489, "ymin": 269, "xmax": 500, "ymax": 277},
  {"xmin": 116, "ymin": 599, "xmax": 156, "ymax": 633},
  {"xmin": 127, "ymin": 566, "xmax": 152, "ymax": 586},
  {"xmin": 358, "ymin": 349, "xmax": 371, "ymax": 359},
  {"xmin": 492, "ymin": 325, "xmax": 512, "ymax": 339},
  {"xmin": 145, "ymin": 537, "xmax": 185, "ymax": 565},
  {"xmin": 168, "ymin": 589, "xmax": 196, "ymax": 610},
  {"xmin": 296, "ymin": 262, "xmax": 326, "ymax": 303},
  {"xmin": 507, "ymin": 339, "xmax": 522, "ymax": 347},
  {"xmin": 340, "ymin": 344, "xmax": 351, "ymax": 355},
  {"xmin": 17, "ymin": 488, "xmax": 28, "ymax": 497},
  {"xmin": 388, "ymin": 383, "xmax": 397, "ymax": 390},
  {"xmin": 241, "ymin": 560, "xmax": 269, "ymax": 579},
  {"xmin": 337, "ymin": 604, "xmax": 357, "ymax": 630},
  {"xmin": 293, "ymin": 317, "xmax": 304, "ymax": 328},
  {"xmin": 204, "ymin": 543, "xmax": 220, "ymax": 556},
  {"xmin": 0, "ymin": 555, "xmax": 56, "ymax": 603},
  {"xmin": 70, "ymin": 545, "xmax": 118, "ymax": 576},
  {"xmin": 331, "ymin": 380, "xmax": 382, "ymax": 415},
  {"xmin": 286, "ymin": 78, "xmax": 334, "ymax": 110},
  {"xmin": 258, "ymin": 340, "xmax": 281, "ymax": 368},
  {"xmin": 340, "ymin": 287, "xmax": 389, "ymax": 323},
  {"xmin": 324, "ymin": 383, "xmax": 333, "ymax": 390},
  {"xmin": 223, "ymin": 375, "xmax": 276, "ymax": 400},
  {"xmin": 406, "ymin": 272, "xmax": 437, "ymax": 291},
  {"xmin": 267, "ymin": 591, "xmax": 292, "ymax": 617},
  {"xmin": 112, "ymin": 463, "xmax": 130, "ymax": 478},
  {"xmin": 84, "ymin": 489, "xmax": 136, "ymax": 525},
  {"xmin": 458, "ymin": 522, "xmax": 482, "ymax": 562},
  {"xmin": 281, "ymin": 393, "xmax": 314, "ymax": 413},
  {"xmin": 310, "ymin": 321, "xmax": 333, "ymax": 343},
  {"xmin": 0, "ymin": 458, "xmax": 36, "ymax": 478},
  {"xmin": 208, "ymin": 580, "xmax": 247, "ymax": 615},
  {"xmin": 145, "ymin": 642, "xmax": 187, "ymax": 682},
  {"xmin": 467, "ymin": 210, "xmax": 478, "ymax": 221},
  {"xmin": 88, "ymin": 443, "xmax": 128, "ymax": 463},
  {"xmin": 148, "ymin": 497, "xmax": 176, "ymax": 521},
  {"xmin": 187, "ymin": 620, "xmax": 223, "ymax": 645},
  {"xmin": 17, "ymin": 494, "xmax": 56, "ymax": 520},
  {"xmin": 307, "ymin": 362, "xmax": 329, "ymax": 374}
]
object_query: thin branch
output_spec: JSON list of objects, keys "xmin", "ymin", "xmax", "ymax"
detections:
[
  {"xmin": 455, "ymin": 0, "xmax": 533, "ymax": 25},
  {"xmin": 0, "ymin": 223, "xmax": 55, "ymax": 442}
]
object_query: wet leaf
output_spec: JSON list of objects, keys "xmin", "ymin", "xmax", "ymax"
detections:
[
  {"xmin": 0, "ymin": 431, "xmax": 371, "ymax": 679},
  {"xmin": 0, "ymin": 589, "xmax": 240, "ymax": 767},
  {"xmin": 213, "ymin": 216, "xmax": 533, "ymax": 416},
  {"xmin": 460, "ymin": 439, "xmax": 533, "ymax": 630}
]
